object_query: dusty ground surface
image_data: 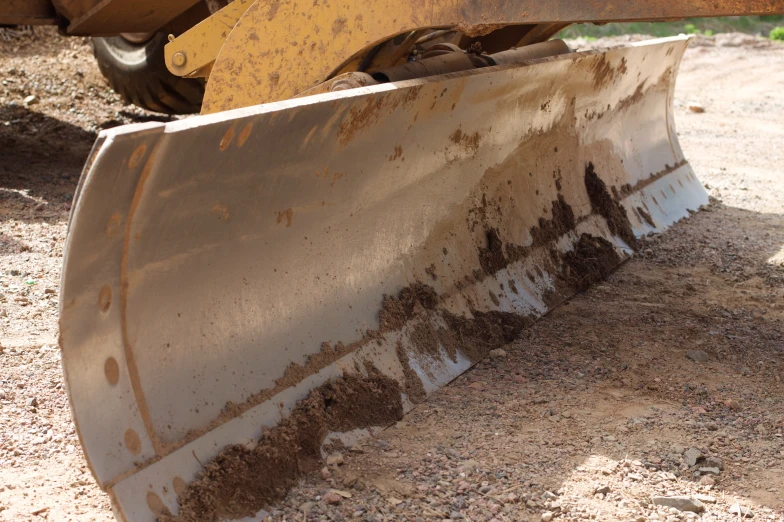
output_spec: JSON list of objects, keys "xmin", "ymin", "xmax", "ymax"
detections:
[{"xmin": 1, "ymin": 28, "xmax": 783, "ymax": 522}]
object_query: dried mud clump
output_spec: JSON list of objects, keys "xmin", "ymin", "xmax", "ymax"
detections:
[
  {"xmin": 478, "ymin": 228, "xmax": 508, "ymax": 274},
  {"xmin": 479, "ymin": 195, "xmax": 576, "ymax": 276},
  {"xmin": 530, "ymin": 194, "xmax": 576, "ymax": 247},
  {"xmin": 563, "ymin": 233, "xmax": 621, "ymax": 290},
  {"xmin": 164, "ymin": 374, "xmax": 403, "ymax": 522},
  {"xmin": 584, "ymin": 162, "xmax": 639, "ymax": 249},
  {"xmin": 378, "ymin": 283, "xmax": 439, "ymax": 331},
  {"xmin": 441, "ymin": 311, "xmax": 532, "ymax": 363},
  {"xmin": 637, "ymin": 206, "xmax": 655, "ymax": 227}
]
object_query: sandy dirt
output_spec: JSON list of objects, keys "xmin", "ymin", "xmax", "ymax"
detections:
[{"xmin": 1, "ymin": 28, "xmax": 783, "ymax": 521}]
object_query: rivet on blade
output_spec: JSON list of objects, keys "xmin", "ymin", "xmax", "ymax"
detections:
[
  {"xmin": 172, "ymin": 476, "xmax": 187, "ymax": 498},
  {"xmin": 124, "ymin": 429, "xmax": 141, "ymax": 455},
  {"xmin": 146, "ymin": 491, "xmax": 168, "ymax": 516},
  {"xmin": 104, "ymin": 357, "xmax": 120, "ymax": 385},
  {"xmin": 98, "ymin": 285, "xmax": 112, "ymax": 312}
]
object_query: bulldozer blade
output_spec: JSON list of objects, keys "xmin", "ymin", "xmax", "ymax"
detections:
[{"xmin": 60, "ymin": 36, "xmax": 706, "ymax": 521}]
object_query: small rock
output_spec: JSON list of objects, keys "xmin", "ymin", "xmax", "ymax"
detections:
[
  {"xmin": 686, "ymin": 350, "xmax": 709, "ymax": 363},
  {"xmin": 704, "ymin": 456, "xmax": 723, "ymax": 470},
  {"xmin": 342, "ymin": 473, "xmax": 358, "ymax": 488},
  {"xmin": 541, "ymin": 512, "xmax": 554, "ymax": 522},
  {"xmin": 728, "ymin": 504, "xmax": 754, "ymax": 518},
  {"xmin": 594, "ymin": 485, "xmax": 611, "ymax": 495},
  {"xmin": 698, "ymin": 467, "xmax": 720, "ymax": 475},
  {"xmin": 693, "ymin": 494, "xmax": 716, "ymax": 504},
  {"xmin": 299, "ymin": 501, "xmax": 314, "ymax": 513},
  {"xmin": 488, "ymin": 349, "xmax": 507, "ymax": 359},
  {"xmin": 320, "ymin": 466, "xmax": 331, "ymax": 480},
  {"xmin": 652, "ymin": 496, "xmax": 705, "ymax": 513},
  {"xmin": 755, "ymin": 424, "xmax": 768, "ymax": 435},
  {"xmin": 724, "ymin": 398, "xmax": 742, "ymax": 411},
  {"xmin": 44, "ymin": 288, "xmax": 56, "ymax": 295},
  {"xmin": 459, "ymin": 459, "xmax": 480, "ymax": 471},
  {"xmin": 23, "ymin": 94, "xmax": 38, "ymax": 105},
  {"xmin": 326, "ymin": 453, "xmax": 344, "ymax": 466},
  {"xmin": 25, "ymin": 397, "xmax": 38, "ymax": 408},
  {"xmin": 699, "ymin": 475, "xmax": 715, "ymax": 486},
  {"xmin": 387, "ymin": 497, "xmax": 402, "ymax": 506},
  {"xmin": 322, "ymin": 492, "xmax": 342, "ymax": 505},
  {"xmin": 688, "ymin": 104, "xmax": 705, "ymax": 113},
  {"xmin": 684, "ymin": 448, "xmax": 701, "ymax": 466}
]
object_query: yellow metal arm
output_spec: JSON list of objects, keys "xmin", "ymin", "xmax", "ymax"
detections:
[{"xmin": 163, "ymin": 0, "xmax": 784, "ymax": 113}]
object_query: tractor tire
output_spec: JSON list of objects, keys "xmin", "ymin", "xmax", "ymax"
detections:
[{"xmin": 91, "ymin": 33, "xmax": 204, "ymax": 115}]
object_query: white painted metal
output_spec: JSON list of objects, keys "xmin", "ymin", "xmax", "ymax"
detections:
[{"xmin": 60, "ymin": 36, "xmax": 706, "ymax": 521}]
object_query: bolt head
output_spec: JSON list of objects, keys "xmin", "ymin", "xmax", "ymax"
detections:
[{"xmin": 172, "ymin": 52, "xmax": 187, "ymax": 67}]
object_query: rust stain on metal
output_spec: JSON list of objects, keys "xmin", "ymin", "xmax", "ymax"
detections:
[
  {"xmin": 128, "ymin": 144, "xmax": 147, "ymax": 169},
  {"xmin": 211, "ymin": 205, "xmax": 230, "ymax": 220},
  {"xmin": 315, "ymin": 168, "xmax": 346, "ymax": 187},
  {"xmin": 120, "ymin": 141, "xmax": 164, "ymax": 455},
  {"xmin": 619, "ymin": 159, "xmax": 689, "ymax": 197},
  {"xmin": 388, "ymin": 145, "xmax": 403, "ymax": 161},
  {"xmin": 105, "ymin": 212, "xmax": 122, "ymax": 238},
  {"xmin": 275, "ymin": 208, "xmax": 293, "ymax": 227},
  {"xmin": 237, "ymin": 123, "xmax": 253, "ymax": 147},
  {"xmin": 219, "ymin": 125, "xmax": 235, "ymax": 151},
  {"xmin": 337, "ymin": 95, "xmax": 386, "ymax": 146},
  {"xmin": 449, "ymin": 127, "xmax": 482, "ymax": 153},
  {"xmin": 455, "ymin": 22, "xmax": 508, "ymax": 37},
  {"xmin": 591, "ymin": 55, "xmax": 628, "ymax": 89}
]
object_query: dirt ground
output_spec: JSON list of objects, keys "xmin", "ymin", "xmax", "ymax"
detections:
[{"xmin": 1, "ymin": 28, "xmax": 783, "ymax": 522}]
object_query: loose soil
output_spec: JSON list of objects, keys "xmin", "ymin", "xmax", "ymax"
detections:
[
  {"xmin": 1, "ymin": 28, "xmax": 783, "ymax": 522},
  {"xmin": 165, "ymin": 374, "xmax": 404, "ymax": 522}
]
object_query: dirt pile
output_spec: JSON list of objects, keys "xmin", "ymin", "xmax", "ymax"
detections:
[
  {"xmin": 165, "ymin": 373, "xmax": 404, "ymax": 522},
  {"xmin": 563, "ymin": 234, "xmax": 622, "ymax": 290}
]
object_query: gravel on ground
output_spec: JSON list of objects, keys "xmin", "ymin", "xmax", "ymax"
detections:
[{"xmin": 1, "ymin": 28, "xmax": 783, "ymax": 522}]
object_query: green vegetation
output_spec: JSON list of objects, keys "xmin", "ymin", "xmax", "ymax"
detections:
[{"xmin": 557, "ymin": 16, "xmax": 784, "ymax": 40}]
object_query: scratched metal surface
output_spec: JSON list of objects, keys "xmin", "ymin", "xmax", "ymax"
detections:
[{"xmin": 60, "ymin": 37, "xmax": 708, "ymax": 521}]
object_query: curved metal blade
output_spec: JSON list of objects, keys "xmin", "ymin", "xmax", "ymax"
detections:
[{"xmin": 60, "ymin": 36, "xmax": 706, "ymax": 521}]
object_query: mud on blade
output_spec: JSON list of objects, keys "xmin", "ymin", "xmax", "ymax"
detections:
[{"xmin": 59, "ymin": 36, "xmax": 706, "ymax": 521}]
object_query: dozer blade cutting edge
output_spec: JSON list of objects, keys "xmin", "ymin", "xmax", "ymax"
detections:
[{"xmin": 60, "ymin": 36, "xmax": 707, "ymax": 521}]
